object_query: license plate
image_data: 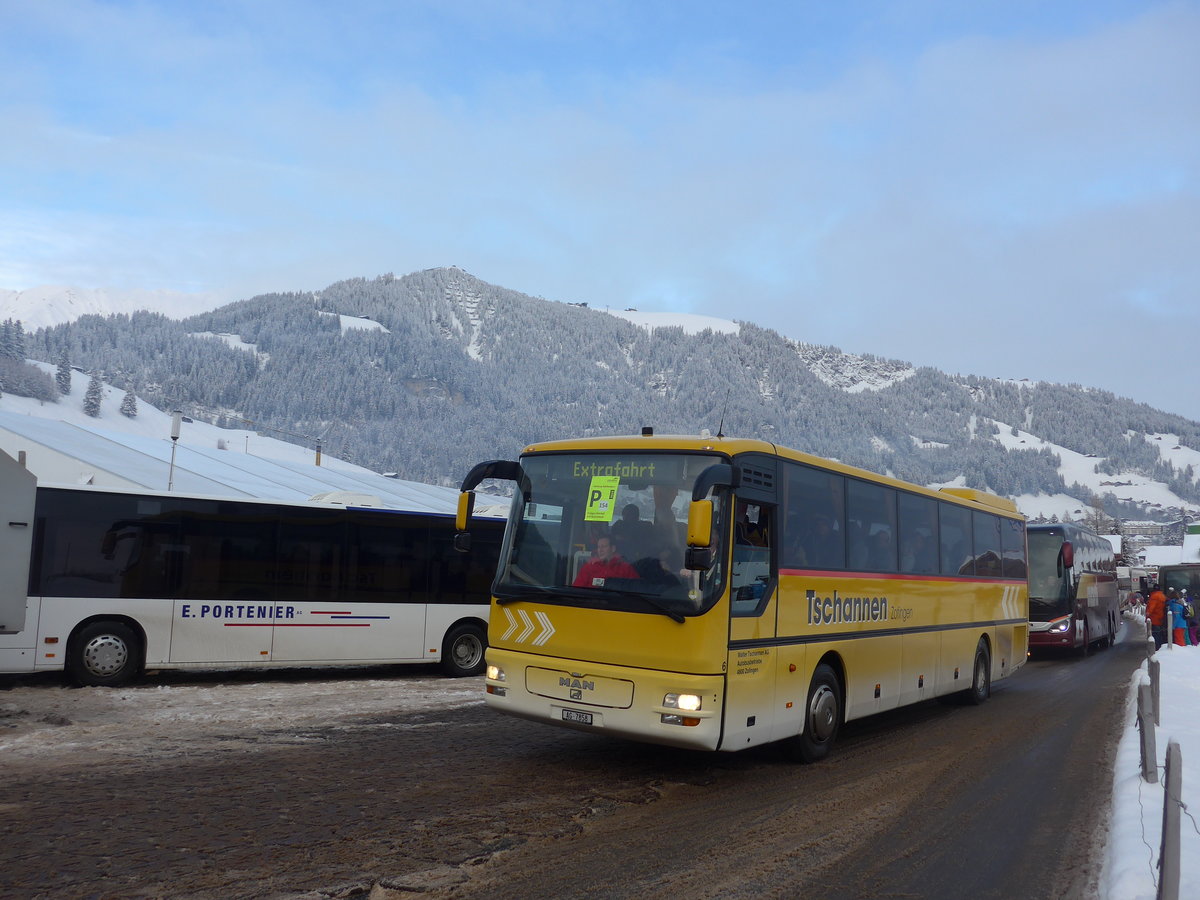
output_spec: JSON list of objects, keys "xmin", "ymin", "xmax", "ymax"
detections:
[{"xmin": 561, "ymin": 708, "xmax": 593, "ymax": 725}]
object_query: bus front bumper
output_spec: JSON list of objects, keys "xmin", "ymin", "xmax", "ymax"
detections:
[{"xmin": 483, "ymin": 646, "xmax": 726, "ymax": 751}]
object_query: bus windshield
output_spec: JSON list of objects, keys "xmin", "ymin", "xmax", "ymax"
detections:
[
  {"xmin": 1027, "ymin": 529, "xmax": 1071, "ymax": 620},
  {"xmin": 494, "ymin": 451, "xmax": 726, "ymax": 617}
]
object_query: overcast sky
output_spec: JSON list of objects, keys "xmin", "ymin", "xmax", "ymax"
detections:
[{"xmin": 2, "ymin": 1, "xmax": 1197, "ymax": 419}]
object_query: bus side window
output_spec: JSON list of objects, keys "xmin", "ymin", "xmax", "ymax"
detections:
[
  {"xmin": 1001, "ymin": 517, "xmax": 1027, "ymax": 577},
  {"xmin": 847, "ymin": 480, "xmax": 897, "ymax": 572},
  {"xmin": 898, "ymin": 493, "xmax": 938, "ymax": 575},
  {"xmin": 781, "ymin": 464, "xmax": 845, "ymax": 570},
  {"xmin": 732, "ymin": 504, "xmax": 773, "ymax": 616},
  {"xmin": 939, "ymin": 504, "xmax": 972, "ymax": 576},
  {"xmin": 735, "ymin": 501, "xmax": 768, "ymax": 547},
  {"xmin": 973, "ymin": 512, "xmax": 1002, "ymax": 578}
]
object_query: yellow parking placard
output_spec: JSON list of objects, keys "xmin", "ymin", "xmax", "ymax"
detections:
[{"xmin": 584, "ymin": 476, "xmax": 620, "ymax": 522}]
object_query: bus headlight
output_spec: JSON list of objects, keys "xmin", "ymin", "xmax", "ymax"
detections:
[
  {"xmin": 661, "ymin": 692, "xmax": 702, "ymax": 726},
  {"xmin": 486, "ymin": 664, "xmax": 507, "ymax": 696},
  {"xmin": 663, "ymin": 692, "xmax": 702, "ymax": 711},
  {"xmin": 1048, "ymin": 617, "xmax": 1071, "ymax": 634}
]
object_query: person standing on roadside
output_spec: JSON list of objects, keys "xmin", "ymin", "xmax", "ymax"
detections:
[
  {"xmin": 1183, "ymin": 589, "xmax": 1199, "ymax": 645},
  {"xmin": 1147, "ymin": 583, "xmax": 1167, "ymax": 649},
  {"xmin": 1167, "ymin": 588, "xmax": 1192, "ymax": 646}
]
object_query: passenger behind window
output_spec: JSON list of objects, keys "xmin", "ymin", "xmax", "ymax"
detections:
[
  {"xmin": 867, "ymin": 528, "xmax": 895, "ymax": 571},
  {"xmin": 636, "ymin": 546, "xmax": 686, "ymax": 587},
  {"xmin": 803, "ymin": 513, "xmax": 841, "ymax": 568},
  {"xmin": 900, "ymin": 531, "xmax": 936, "ymax": 574},
  {"xmin": 611, "ymin": 503, "xmax": 656, "ymax": 562},
  {"xmin": 736, "ymin": 502, "xmax": 768, "ymax": 547},
  {"xmin": 848, "ymin": 521, "xmax": 869, "ymax": 569}
]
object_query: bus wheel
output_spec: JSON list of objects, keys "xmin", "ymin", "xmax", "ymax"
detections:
[
  {"xmin": 441, "ymin": 623, "xmax": 487, "ymax": 677},
  {"xmin": 794, "ymin": 664, "xmax": 842, "ymax": 763},
  {"xmin": 966, "ymin": 640, "xmax": 991, "ymax": 705},
  {"xmin": 1106, "ymin": 617, "xmax": 1117, "ymax": 648},
  {"xmin": 68, "ymin": 621, "xmax": 141, "ymax": 687},
  {"xmin": 1078, "ymin": 622, "xmax": 1091, "ymax": 657}
]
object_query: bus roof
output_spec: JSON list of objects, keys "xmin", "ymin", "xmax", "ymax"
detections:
[
  {"xmin": 36, "ymin": 481, "xmax": 477, "ymax": 520},
  {"xmin": 520, "ymin": 432, "xmax": 1023, "ymax": 519}
]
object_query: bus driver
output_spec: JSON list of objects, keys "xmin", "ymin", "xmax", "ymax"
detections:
[{"xmin": 573, "ymin": 534, "xmax": 639, "ymax": 588}]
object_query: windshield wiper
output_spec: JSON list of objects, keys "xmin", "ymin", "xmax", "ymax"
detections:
[
  {"xmin": 494, "ymin": 583, "xmax": 686, "ymax": 622},
  {"xmin": 494, "ymin": 584, "xmax": 576, "ymax": 604},
  {"xmin": 598, "ymin": 589, "xmax": 686, "ymax": 623}
]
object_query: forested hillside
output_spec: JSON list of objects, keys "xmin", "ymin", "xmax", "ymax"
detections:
[{"xmin": 24, "ymin": 267, "xmax": 1200, "ymax": 518}]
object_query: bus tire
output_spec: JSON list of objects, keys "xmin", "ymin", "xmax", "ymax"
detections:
[
  {"xmin": 1106, "ymin": 616, "xmax": 1116, "ymax": 648},
  {"xmin": 441, "ymin": 623, "xmax": 487, "ymax": 677},
  {"xmin": 793, "ymin": 664, "xmax": 842, "ymax": 763},
  {"xmin": 964, "ymin": 639, "xmax": 991, "ymax": 705},
  {"xmin": 1078, "ymin": 621, "xmax": 1091, "ymax": 657},
  {"xmin": 68, "ymin": 621, "xmax": 141, "ymax": 687}
]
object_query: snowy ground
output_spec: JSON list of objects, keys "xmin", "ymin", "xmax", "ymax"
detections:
[
  {"xmin": 1103, "ymin": 614, "xmax": 1199, "ymax": 900},
  {"xmin": 0, "ymin": 668, "xmax": 484, "ymax": 770},
  {"xmin": 3, "ymin": 629, "xmax": 1197, "ymax": 897}
]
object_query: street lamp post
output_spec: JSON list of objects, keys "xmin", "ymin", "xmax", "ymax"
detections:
[{"xmin": 168, "ymin": 410, "xmax": 182, "ymax": 491}]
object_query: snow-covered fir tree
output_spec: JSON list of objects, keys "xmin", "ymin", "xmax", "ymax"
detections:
[
  {"xmin": 56, "ymin": 348, "xmax": 72, "ymax": 395},
  {"xmin": 83, "ymin": 371, "xmax": 104, "ymax": 417},
  {"xmin": 1, "ymin": 319, "xmax": 27, "ymax": 361},
  {"xmin": 119, "ymin": 389, "xmax": 138, "ymax": 418}
]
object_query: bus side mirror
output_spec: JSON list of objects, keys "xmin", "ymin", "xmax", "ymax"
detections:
[
  {"xmin": 685, "ymin": 499, "xmax": 714, "ymax": 571},
  {"xmin": 1061, "ymin": 541, "xmax": 1074, "ymax": 570},
  {"xmin": 454, "ymin": 491, "xmax": 476, "ymax": 553},
  {"xmin": 456, "ymin": 491, "xmax": 475, "ymax": 532},
  {"xmin": 685, "ymin": 546, "xmax": 713, "ymax": 571},
  {"xmin": 687, "ymin": 499, "xmax": 713, "ymax": 548}
]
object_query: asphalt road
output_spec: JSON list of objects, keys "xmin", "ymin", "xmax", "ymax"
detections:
[{"xmin": 0, "ymin": 620, "xmax": 1145, "ymax": 900}]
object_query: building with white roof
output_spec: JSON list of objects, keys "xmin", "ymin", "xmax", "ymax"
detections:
[{"xmin": 0, "ymin": 369, "xmax": 507, "ymax": 515}]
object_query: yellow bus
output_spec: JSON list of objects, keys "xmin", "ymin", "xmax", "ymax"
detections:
[{"xmin": 456, "ymin": 431, "xmax": 1028, "ymax": 760}]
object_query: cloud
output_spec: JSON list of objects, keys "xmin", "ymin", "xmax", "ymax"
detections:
[{"xmin": 1, "ymin": 1, "xmax": 1197, "ymax": 419}]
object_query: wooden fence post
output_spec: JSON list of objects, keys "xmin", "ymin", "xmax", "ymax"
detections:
[
  {"xmin": 1158, "ymin": 740, "xmax": 1181, "ymax": 900},
  {"xmin": 1149, "ymin": 658, "xmax": 1161, "ymax": 726},
  {"xmin": 1138, "ymin": 683, "xmax": 1158, "ymax": 784}
]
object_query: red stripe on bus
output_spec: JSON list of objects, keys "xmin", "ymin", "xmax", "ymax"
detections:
[{"xmin": 778, "ymin": 569, "xmax": 1025, "ymax": 584}]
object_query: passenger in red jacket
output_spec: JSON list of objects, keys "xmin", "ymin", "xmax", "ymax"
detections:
[
  {"xmin": 1147, "ymin": 585, "xmax": 1167, "ymax": 649},
  {"xmin": 573, "ymin": 535, "xmax": 639, "ymax": 588}
]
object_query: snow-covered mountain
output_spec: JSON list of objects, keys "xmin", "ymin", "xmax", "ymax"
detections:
[
  {"xmin": 0, "ymin": 285, "xmax": 223, "ymax": 331},
  {"xmin": 9, "ymin": 267, "xmax": 1200, "ymax": 525},
  {"xmin": 607, "ymin": 309, "xmax": 914, "ymax": 394}
]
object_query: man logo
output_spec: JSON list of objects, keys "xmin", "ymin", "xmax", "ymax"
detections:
[
  {"xmin": 559, "ymin": 676, "xmax": 595, "ymax": 691},
  {"xmin": 570, "ymin": 689, "xmax": 583, "ymax": 701}
]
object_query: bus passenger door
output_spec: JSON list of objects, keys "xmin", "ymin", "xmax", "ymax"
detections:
[
  {"xmin": 723, "ymin": 499, "xmax": 778, "ymax": 751},
  {"xmin": 170, "ymin": 510, "xmax": 278, "ymax": 664},
  {"xmin": 0, "ymin": 450, "xmax": 35, "ymax": 637}
]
